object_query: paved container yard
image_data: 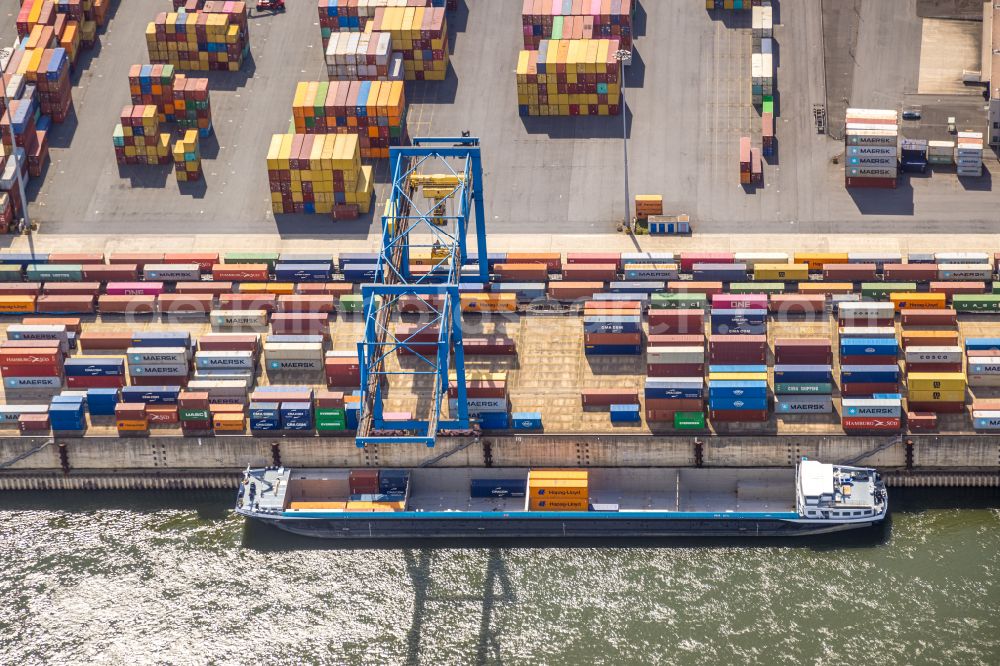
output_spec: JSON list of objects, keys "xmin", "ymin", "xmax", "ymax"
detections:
[{"xmin": 1, "ymin": 0, "xmax": 996, "ymax": 240}]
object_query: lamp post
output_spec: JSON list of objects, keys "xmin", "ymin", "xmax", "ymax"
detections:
[
  {"xmin": 614, "ymin": 48, "xmax": 631, "ymax": 232},
  {"xmin": 0, "ymin": 46, "xmax": 30, "ymax": 233}
]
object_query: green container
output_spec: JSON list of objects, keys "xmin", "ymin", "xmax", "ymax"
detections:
[
  {"xmin": 179, "ymin": 409, "xmax": 210, "ymax": 420},
  {"xmin": 993, "ymin": 282, "xmax": 1000, "ymax": 294},
  {"xmin": 650, "ymin": 292, "xmax": 707, "ymax": 310},
  {"xmin": 316, "ymin": 408, "xmax": 347, "ymax": 431},
  {"xmin": 729, "ymin": 282, "xmax": 785, "ymax": 294},
  {"xmin": 774, "ymin": 383, "xmax": 833, "ymax": 395},
  {"xmin": 860, "ymin": 282, "xmax": 916, "ymax": 300},
  {"xmin": 223, "ymin": 252, "xmax": 279, "ymax": 270},
  {"xmin": 0, "ymin": 265, "xmax": 23, "ymax": 282},
  {"xmin": 26, "ymin": 264, "xmax": 83, "ymax": 282},
  {"xmin": 674, "ymin": 411, "xmax": 706, "ymax": 430},
  {"xmin": 762, "ymin": 100, "xmax": 774, "ymax": 115},
  {"xmin": 340, "ymin": 294, "xmax": 364, "ymax": 312},
  {"xmin": 953, "ymin": 294, "xmax": 1000, "ymax": 312}
]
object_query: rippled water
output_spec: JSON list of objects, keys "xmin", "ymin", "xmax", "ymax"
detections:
[{"xmin": 1, "ymin": 489, "xmax": 998, "ymax": 665}]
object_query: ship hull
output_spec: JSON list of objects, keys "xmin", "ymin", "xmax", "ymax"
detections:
[{"xmin": 244, "ymin": 513, "xmax": 879, "ymax": 539}]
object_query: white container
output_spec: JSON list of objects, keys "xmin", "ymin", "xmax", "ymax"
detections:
[
  {"xmin": 934, "ymin": 252, "xmax": 989, "ymax": 264},
  {"xmin": 904, "ymin": 346, "xmax": 962, "ymax": 364},
  {"xmin": 647, "ymin": 346, "xmax": 705, "ymax": 364},
  {"xmin": 838, "ymin": 326, "xmax": 896, "ymax": 338},
  {"xmin": 210, "ymin": 309, "xmax": 269, "ymax": 328},
  {"xmin": 733, "ymin": 252, "xmax": 789, "ymax": 267}
]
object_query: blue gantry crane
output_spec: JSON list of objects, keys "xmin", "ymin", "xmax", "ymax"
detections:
[{"xmin": 356, "ymin": 137, "xmax": 488, "ymax": 447}]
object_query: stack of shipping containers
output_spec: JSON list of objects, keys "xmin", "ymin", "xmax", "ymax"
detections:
[
  {"xmin": 172, "ymin": 130, "xmax": 202, "ymax": 183},
  {"xmin": 324, "ymin": 32, "xmax": 401, "ymax": 80},
  {"xmin": 266, "ymin": 133, "xmax": 373, "ymax": 218},
  {"xmin": 521, "ymin": 1, "xmax": 634, "ymax": 51},
  {"xmin": 838, "ymin": 297, "xmax": 902, "ymax": 432},
  {"xmin": 146, "ymin": 3, "xmax": 250, "ymax": 72},
  {"xmin": 773, "ymin": 338, "xmax": 834, "ymax": 417},
  {"xmin": 113, "ymin": 105, "xmax": 171, "ymax": 165},
  {"xmin": 290, "ymin": 81, "xmax": 408, "ymax": 159},
  {"xmin": 584, "ymin": 300, "xmax": 641, "ymax": 355},
  {"xmin": 368, "ymin": 6, "xmax": 448, "ymax": 81},
  {"xmin": 927, "ymin": 140, "xmax": 954, "ymax": 166},
  {"xmin": 317, "ymin": 0, "xmax": 454, "ymax": 45},
  {"xmin": 527, "ymin": 469, "xmax": 589, "ymax": 512},
  {"xmin": 955, "ymin": 131, "xmax": 983, "ymax": 177},
  {"xmin": 707, "ymin": 290, "xmax": 768, "ymax": 423},
  {"xmin": 516, "ymin": 38, "xmax": 623, "ymax": 116},
  {"xmin": 844, "ymin": 108, "xmax": 898, "ymax": 189}
]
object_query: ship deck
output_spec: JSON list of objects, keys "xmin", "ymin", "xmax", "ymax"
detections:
[{"xmin": 251, "ymin": 467, "xmax": 799, "ymax": 515}]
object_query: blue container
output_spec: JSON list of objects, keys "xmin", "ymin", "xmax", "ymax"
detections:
[
  {"xmin": 282, "ymin": 419, "xmax": 313, "ymax": 431},
  {"xmin": 511, "ymin": 412, "xmax": 542, "ymax": 429},
  {"xmin": 644, "ymin": 387, "xmax": 704, "ymax": 400},
  {"xmin": 839, "ymin": 338, "xmax": 898, "ymax": 355},
  {"xmin": 965, "ymin": 338, "xmax": 1000, "ymax": 352},
  {"xmin": 707, "ymin": 396, "xmax": 768, "ymax": 411},
  {"xmin": 249, "ymin": 402, "xmax": 280, "ymax": 420},
  {"xmin": 772, "ymin": 365, "xmax": 833, "ymax": 383},
  {"xmin": 692, "ymin": 263, "xmax": 748, "ymax": 282},
  {"xmin": 471, "ymin": 478, "xmax": 526, "ymax": 498},
  {"xmin": 280, "ymin": 401, "xmax": 312, "ymax": 417},
  {"xmin": 379, "ymin": 470, "xmax": 410, "ymax": 493},
  {"xmin": 709, "ymin": 365, "xmax": 767, "ymax": 374},
  {"xmin": 0, "ymin": 253, "xmax": 47, "ymax": 266},
  {"xmin": 250, "ymin": 418, "xmax": 280, "ymax": 431},
  {"xmin": 64, "ymin": 358, "xmax": 125, "ymax": 377},
  {"xmin": 708, "ymin": 382, "xmax": 768, "ymax": 398},
  {"xmin": 86, "ymin": 388, "xmax": 120, "ymax": 416},
  {"xmin": 274, "ymin": 263, "xmax": 332, "ymax": 282},
  {"xmin": 120, "ymin": 386, "xmax": 181, "ymax": 404},
  {"xmin": 872, "ymin": 393, "xmax": 903, "ymax": 401},
  {"xmin": 131, "ymin": 332, "xmax": 192, "ymax": 348},
  {"xmin": 479, "ymin": 411, "xmax": 509, "ymax": 430},
  {"xmin": 345, "ymin": 403, "xmax": 360, "ymax": 430},
  {"xmin": 465, "ymin": 252, "xmax": 507, "ymax": 269},
  {"xmin": 342, "ymin": 264, "xmax": 379, "ymax": 283},
  {"xmin": 584, "ymin": 345, "xmax": 642, "ymax": 355},
  {"xmin": 610, "ymin": 403, "xmax": 641, "ymax": 423},
  {"xmin": 583, "ymin": 320, "xmax": 641, "ymax": 334}
]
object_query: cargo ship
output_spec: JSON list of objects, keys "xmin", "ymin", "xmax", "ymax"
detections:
[{"xmin": 235, "ymin": 459, "xmax": 888, "ymax": 539}]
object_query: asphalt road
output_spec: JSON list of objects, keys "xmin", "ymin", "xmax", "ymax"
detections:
[{"xmin": 2, "ymin": 0, "xmax": 997, "ymax": 239}]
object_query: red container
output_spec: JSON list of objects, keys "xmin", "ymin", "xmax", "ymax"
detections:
[
  {"xmin": 109, "ymin": 253, "xmax": 164, "ymax": 268},
  {"xmin": 495, "ymin": 263, "xmax": 549, "ymax": 281},
  {"xmin": 211, "ymin": 264, "xmax": 269, "ymax": 281},
  {"xmin": 566, "ymin": 252, "xmax": 622, "ymax": 269},
  {"xmin": 18, "ymin": 413, "xmax": 50, "ymax": 432},
  {"xmin": 163, "ymin": 253, "xmax": 219, "ymax": 272},
  {"xmin": 0, "ymin": 283, "xmax": 41, "ymax": 296},
  {"xmin": 448, "ymin": 380, "xmax": 506, "ymax": 399},
  {"xmin": 220, "ymin": 293, "xmax": 276, "ymax": 312},
  {"xmin": 278, "ymin": 295, "xmax": 336, "ymax": 313},
  {"xmin": 842, "ymin": 416, "xmax": 901, "ymax": 431},
  {"xmin": 900, "ymin": 331, "xmax": 959, "ymax": 348},
  {"xmin": 883, "ymin": 263, "xmax": 937, "ymax": 281},
  {"xmin": 43, "ymin": 282, "xmax": 101, "ymax": 296},
  {"xmin": 115, "ymin": 402, "xmax": 147, "ymax": 418},
  {"xmin": 349, "ymin": 469, "xmax": 380, "ymax": 494},
  {"xmin": 679, "ymin": 252, "xmax": 734, "ymax": 272},
  {"xmin": 66, "ymin": 375, "xmax": 126, "ymax": 389},
  {"xmin": 325, "ymin": 358, "xmax": 360, "ymax": 386},
  {"xmin": 905, "ymin": 362, "xmax": 963, "ymax": 373},
  {"xmin": 315, "ymin": 390, "xmax": 346, "ymax": 408},
  {"xmin": 710, "ymin": 409, "xmax": 768, "ymax": 422},
  {"xmin": 837, "ymin": 315, "xmax": 895, "ymax": 327},
  {"xmin": 822, "ymin": 263, "xmax": 876, "ymax": 281},
  {"xmin": 198, "ymin": 334, "xmax": 259, "ymax": 352},
  {"xmin": 709, "ymin": 335, "xmax": 766, "ymax": 363},
  {"xmin": 906, "ymin": 411, "xmax": 938, "ymax": 431},
  {"xmin": 79, "ymin": 332, "xmax": 133, "ymax": 351},
  {"xmin": 584, "ymin": 300, "xmax": 642, "ymax": 310},
  {"xmin": 0, "ymin": 348, "xmax": 62, "ymax": 364},
  {"xmin": 35, "ymin": 295, "xmax": 95, "ymax": 314},
  {"xmin": 21, "ymin": 316, "xmax": 82, "ymax": 333},
  {"xmin": 270, "ymin": 312, "xmax": 330, "ymax": 335},
  {"xmin": 175, "ymin": 281, "xmax": 233, "ymax": 294},
  {"xmin": 905, "ymin": 401, "xmax": 965, "ymax": 414},
  {"xmin": 47, "ymin": 252, "xmax": 105, "ymax": 264},
  {"xmin": 147, "ymin": 406, "xmax": 180, "ymax": 424},
  {"xmin": 774, "ymin": 338, "xmax": 832, "ymax": 364},
  {"xmin": 181, "ymin": 419, "xmax": 213, "ymax": 431},
  {"xmin": 647, "ymin": 310, "xmax": 704, "ymax": 335},
  {"xmin": 81, "ymin": 264, "xmax": 139, "ymax": 281},
  {"xmin": 130, "ymin": 374, "xmax": 189, "ymax": 387},
  {"xmin": 645, "ymin": 409, "xmax": 681, "ymax": 422},
  {"xmin": 840, "ymin": 355, "xmax": 899, "ymax": 366},
  {"xmin": 98, "ymin": 294, "xmax": 156, "ymax": 315},
  {"xmin": 769, "ymin": 294, "xmax": 825, "ymax": 315},
  {"xmin": 1, "ymin": 340, "xmax": 62, "ymax": 351},
  {"xmin": 581, "ymin": 389, "xmax": 639, "ymax": 406},
  {"xmin": 646, "ymin": 362, "xmax": 705, "ymax": 377},
  {"xmin": 667, "ymin": 281, "xmax": 724, "ymax": 296},
  {"xmin": 562, "ymin": 264, "xmax": 617, "ymax": 281},
  {"xmin": 845, "ymin": 177, "xmax": 897, "ymax": 189},
  {"xmin": 928, "ymin": 281, "xmax": 986, "ymax": 297},
  {"xmin": 178, "ymin": 391, "xmax": 211, "ymax": 409},
  {"xmin": 900, "ymin": 309, "xmax": 957, "ymax": 328},
  {"xmin": 0, "ymin": 361, "xmax": 61, "ymax": 376},
  {"xmin": 397, "ymin": 294, "xmax": 444, "ymax": 313},
  {"xmin": 298, "ymin": 283, "xmax": 355, "ymax": 297},
  {"xmin": 584, "ymin": 332, "xmax": 643, "ymax": 346},
  {"xmin": 646, "ymin": 398, "xmax": 704, "ymax": 412},
  {"xmin": 840, "ymin": 382, "xmax": 899, "ymax": 396},
  {"xmin": 463, "ymin": 336, "xmax": 516, "ymax": 356},
  {"xmin": 549, "ymin": 282, "xmax": 604, "ymax": 300},
  {"xmin": 158, "ymin": 294, "xmax": 214, "ymax": 315}
]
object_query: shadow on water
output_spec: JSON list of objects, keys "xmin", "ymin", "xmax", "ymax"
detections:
[{"xmin": 0, "ymin": 490, "xmax": 233, "ymax": 521}]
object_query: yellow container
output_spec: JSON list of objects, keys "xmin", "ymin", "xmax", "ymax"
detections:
[
  {"xmin": 907, "ymin": 390, "xmax": 966, "ymax": 403},
  {"xmin": 793, "ymin": 253, "xmax": 849, "ymax": 271},
  {"xmin": 528, "ymin": 469, "xmax": 589, "ymax": 481},
  {"xmin": 708, "ymin": 372, "xmax": 767, "ymax": 381},
  {"xmin": 889, "ymin": 292, "xmax": 945, "ymax": 311},
  {"xmin": 754, "ymin": 263, "xmax": 809, "ymax": 281},
  {"xmin": 529, "ymin": 497, "xmax": 589, "ymax": 511},
  {"xmin": 213, "ymin": 413, "xmax": 245, "ymax": 430},
  {"xmin": 0, "ymin": 296, "xmax": 36, "ymax": 313},
  {"xmin": 460, "ymin": 293, "xmax": 517, "ymax": 312},
  {"xmin": 907, "ymin": 373, "xmax": 966, "ymax": 392},
  {"xmin": 289, "ymin": 501, "xmax": 347, "ymax": 510}
]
